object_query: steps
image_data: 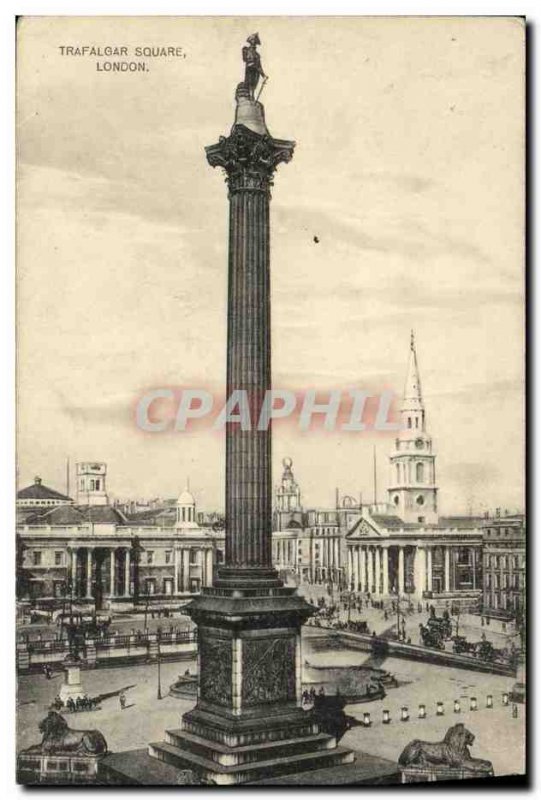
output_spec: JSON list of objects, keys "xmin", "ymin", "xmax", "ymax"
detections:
[
  {"xmin": 148, "ymin": 736, "xmax": 355, "ymax": 785},
  {"xmin": 164, "ymin": 727, "xmax": 336, "ymax": 766}
]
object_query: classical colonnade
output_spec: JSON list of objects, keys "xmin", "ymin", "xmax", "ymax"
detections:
[
  {"xmin": 347, "ymin": 543, "xmax": 478, "ymax": 597},
  {"xmin": 69, "ymin": 545, "xmax": 214, "ymax": 598}
]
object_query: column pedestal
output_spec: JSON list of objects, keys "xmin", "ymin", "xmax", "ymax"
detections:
[
  {"xmin": 59, "ymin": 661, "xmax": 85, "ymax": 705},
  {"xmin": 149, "ymin": 586, "xmax": 353, "ymax": 785}
]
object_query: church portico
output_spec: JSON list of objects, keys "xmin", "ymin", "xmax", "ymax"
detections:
[{"xmin": 346, "ymin": 523, "xmax": 483, "ymax": 603}]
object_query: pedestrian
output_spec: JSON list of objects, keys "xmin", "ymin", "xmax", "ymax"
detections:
[{"xmin": 119, "ymin": 692, "xmax": 126, "ymax": 711}]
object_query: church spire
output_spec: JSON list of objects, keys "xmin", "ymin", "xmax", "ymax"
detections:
[
  {"xmin": 387, "ymin": 331, "xmax": 438, "ymax": 524},
  {"xmin": 402, "ymin": 329, "xmax": 423, "ymax": 412}
]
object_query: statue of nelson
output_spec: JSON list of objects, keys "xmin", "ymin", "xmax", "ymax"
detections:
[{"xmin": 241, "ymin": 33, "xmax": 267, "ymax": 100}]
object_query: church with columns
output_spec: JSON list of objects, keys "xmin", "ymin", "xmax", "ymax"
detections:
[
  {"xmin": 16, "ymin": 463, "xmax": 224, "ymax": 609},
  {"xmin": 273, "ymin": 334, "xmax": 490, "ymax": 607},
  {"xmin": 346, "ymin": 334, "xmax": 484, "ymax": 604}
]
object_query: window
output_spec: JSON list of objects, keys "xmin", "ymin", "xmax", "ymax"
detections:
[
  {"xmin": 190, "ymin": 550, "xmax": 198, "ymax": 565},
  {"xmin": 396, "ymin": 463, "xmax": 400, "ymax": 482},
  {"xmin": 408, "ymin": 417, "xmax": 412, "ymax": 429},
  {"xmin": 418, "ymin": 516, "xmax": 425, "ymax": 523},
  {"xmin": 95, "ymin": 479, "xmax": 100, "ymax": 491},
  {"xmin": 54, "ymin": 551, "xmax": 62, "ymax": 566},
  {"xmin": 33, "ymin": 551, "xmax": 42, "ymax": 566},
  {"xmin": 147, "ymin": 551, "xmax": 154, "ymax": 565},
  {"xmin": 416, "ymin": 495, "xmax": 425, "ymax": 506},
  {"xmin": 416, "ymin": 462, "xmax": 425, "ymax": 483},
  {"xmin": 165, "ymin": 550, "xmax": 172, "ymax": 564}
]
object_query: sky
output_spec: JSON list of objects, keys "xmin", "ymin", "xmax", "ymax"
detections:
[{"xmin": 16, "ymin": 16, "xmax": 525, "ymax": 515}]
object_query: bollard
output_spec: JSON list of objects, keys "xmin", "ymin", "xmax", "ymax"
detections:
[
  {"xmin": 401, "ymin": 706, "xmax": 410, "ymax": 722},
  {"xmin": 470, "ymin": 697, "xmax": 478, "ymax": 711},
  {"xmin": 436, "ymin": 701, "xmax": 444, "ymax": 716},
  {"xmin": 382, "ymin": 709, "xmax": 391, "ymax": 725},
  {"xmin": 512, "ymin": 704, "xmax": 518, "ymax": 718},
  {"xmin": 454, "ymin": 699, "xmax": 461, "ymax": 714},
  {"xmin": 502, "ymin": 692, "xmax": 509, "ymax": 706},
  {"xmin": 418, "ymin": 704, "xmax": 426, "ymax": 719},
  {"xmin": 363, "ymin": 712, "xmax": 371, "ymax": 728},
  {"xmin": 486, "ymin": 694, "xmax": 493, "ymax": 709}
]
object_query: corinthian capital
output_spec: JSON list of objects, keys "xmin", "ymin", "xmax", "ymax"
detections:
[{"xmin": 206, "ymin": 124, "xmax": 295, "ymax": 193}]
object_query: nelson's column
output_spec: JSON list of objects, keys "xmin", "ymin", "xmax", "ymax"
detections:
[{"xmin": 148, "ymin": 36, "xmax": 354, "ymax": 785}]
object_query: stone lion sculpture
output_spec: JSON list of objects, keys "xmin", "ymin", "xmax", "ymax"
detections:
[
  {"xmin": 398, "ymin": 723, "xmax": 493, "ymax": 776},
  {"xmin": 35, "ymin": 711, "xmax": 108, "ymax": 755}
]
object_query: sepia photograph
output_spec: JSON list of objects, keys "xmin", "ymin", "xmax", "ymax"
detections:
[{"xmin": 14, "ymin": 13, "xmax": 526, "ymax": 786}]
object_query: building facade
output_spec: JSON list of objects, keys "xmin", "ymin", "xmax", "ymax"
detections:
[
  {"xmin": 16, "ymin": 468, "xmax": 224, "ymax": 609},
  {"xmin": 482, "ymin": 512, "xmax": 526, "ymax": 618}
]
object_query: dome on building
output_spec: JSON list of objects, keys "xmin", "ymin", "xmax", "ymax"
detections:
[
  {"xmin": 176, "ymin": 483, "xmax": 198, "ymax": 529},
  {"xmin": 177, "ymin": 488, "xmax": 195, "ymax": 506}
]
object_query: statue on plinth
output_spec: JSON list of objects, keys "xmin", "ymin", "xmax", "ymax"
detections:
[
  {"xmin": 236, "ymin": 33, "xmax": 267, "ymax": 101},
  {"xmin": 17, "ymin": 712, "xmax": 108, "ymax": 784},
  {"xmin": 34, "ymin": 711, "xmax": 108, "ymax": 755},
  {"xmin": 398, "ymin": 723, "xmax": 494, "ymax": 777}
]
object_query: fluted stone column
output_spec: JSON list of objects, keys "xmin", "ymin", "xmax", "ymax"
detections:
[
  {"xmin": 174, "ymin": 548, "xmax": 179, "ymax": 595},
  {"xmin": 427, "ymin": 546, "xmax": 433, "ymax": 592},
  {"xmin": 109, "ymin": 550, "xmax": 116, "ymax": 597},
  {"xmin": 86, "ymin": 549, "xmax": 92, "ymax": 598},
  {"xmin": 124, "ymin": 549, "xmax": 130, "ymax": 597},
  {"xmin": 382, "ymin": 546, "xmax": 389, "ymax": 595},
  {"xmin": 207, "ymin": 123, "xmax": 294, "ymax": 587},
  {"xmin": 374, "ymin": 547, "xmax": 381, "ymax": 596},
  {"xmin": 398, "ymin": 546, "xmax": 405, "ymax": 594},
  {"xmin": 444, "ymin": 546, "xmax": 451, "ymax": 592},
  {"xmin": 360, "ymin": 547, "xmax": 367, "ymax": 592},
  {"xmin": 367, "ymin": 547, "xmax": 374, "ymax": 594},
  {"xmin": 70, "ymin": 549, "xmax": 77, "ymax": 593}
]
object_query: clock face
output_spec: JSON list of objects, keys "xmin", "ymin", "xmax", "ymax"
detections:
[{"xmin": 415, "ymin": 438, "xmax": 424, "ymax": 449}]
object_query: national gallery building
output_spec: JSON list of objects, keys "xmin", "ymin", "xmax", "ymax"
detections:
[{"xmin": 16, "ymin": 463, "xmax": 224, "ymax": 609}]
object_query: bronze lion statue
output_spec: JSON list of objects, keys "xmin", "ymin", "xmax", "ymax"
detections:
[
  {"xmin": 36, "ymin": 711, "xmax": 107, "ymax": 755},
  {"xmin": 398, "ymin": 723, "xmax": 493, "ymax": 776}
]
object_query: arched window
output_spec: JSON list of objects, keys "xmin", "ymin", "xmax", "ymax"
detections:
[
  {"xmin": 90, "ymin": 479, "xmax": 95, "ymax": 491},
  {"xmin": 396, "ymin": 463, "xmax": 400, "ymax": 483},
  {"xmin": 408, "ymin": 417, "xmax": 412, "ymax": 429},
  {"xmin": 95, "ymin": 479, "xmax": 100, "ymax": 491},
  {"xmin": 416, "ymin": 462, "xmax": 424, "ymax": 483}
]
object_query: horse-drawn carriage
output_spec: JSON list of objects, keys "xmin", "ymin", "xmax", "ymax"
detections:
[
  {"xmin": 426, "ymin": 610, "xmax": 453, "ymax": 639},
  {"xmin": 452, "ymin": 635, "xmax": 476, "ymax": 655},
  {"xmin": 419, "ymin": 623, "xmax": 445, "ymax": 650}
]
